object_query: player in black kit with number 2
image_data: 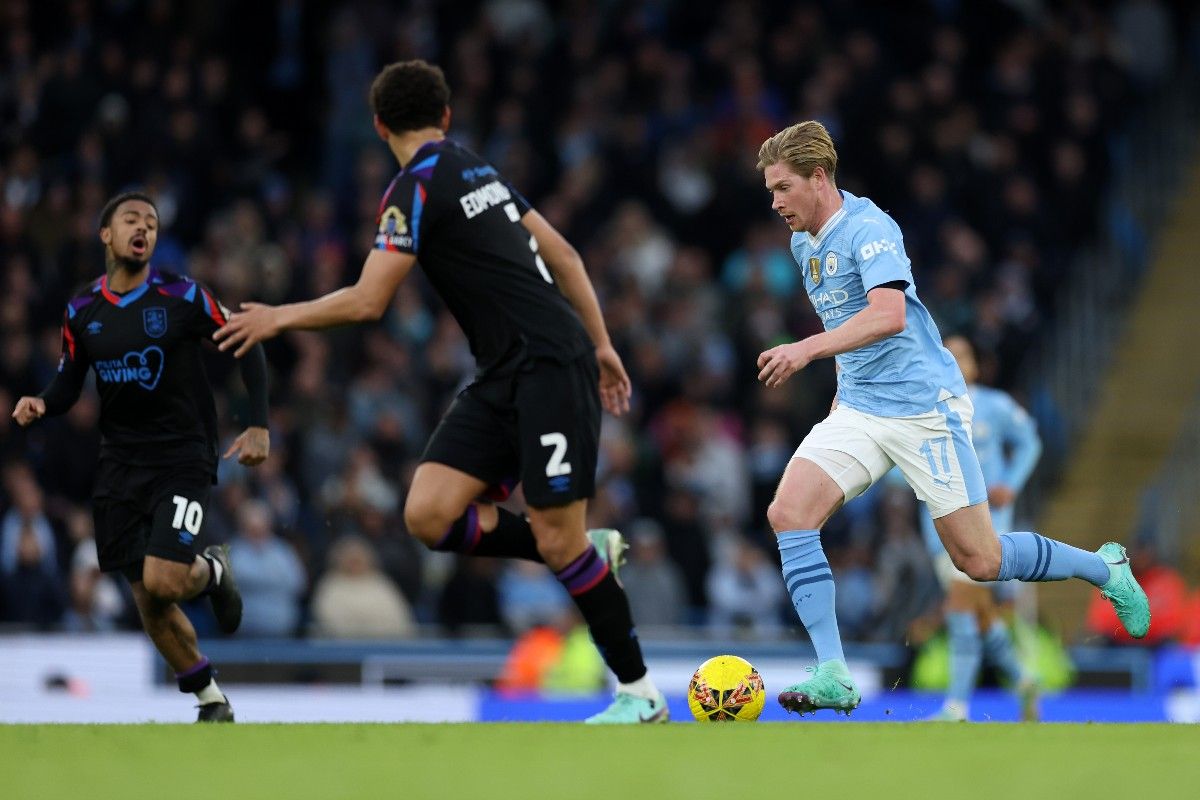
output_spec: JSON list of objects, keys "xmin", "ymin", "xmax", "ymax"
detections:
[
  {"xmin": 216, "ymin": 60, "xmax": 667, "ymax": 723},
  {"xmin": 12, "ymin": 192, "xmax": 270, "ymax": 723}
]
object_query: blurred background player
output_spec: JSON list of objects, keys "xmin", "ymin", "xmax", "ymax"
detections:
[
  {"xmin": 918, "ymin": 335, "xmax": 1042, "ymax": 722},
  {"xmin": 214, "ymin": 60, "xmax": 666, "ymax": 723},
  {"xmin": 753, "ymin": 121, "xmax": 1150, "ymax": 716},
  {"xmin": 10, "ymin": 192, "xmax": 270, "ymax": 723}
]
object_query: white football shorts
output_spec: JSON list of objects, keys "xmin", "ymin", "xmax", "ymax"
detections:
[{"xmin": 794, "ymin": 395, "xmax": 987, "ymax": 519}]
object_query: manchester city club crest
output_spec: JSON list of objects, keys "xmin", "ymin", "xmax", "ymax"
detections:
[
  {"xmin": 808, "ymin": 257, "xmax": 821, "ymax": 285},
  {"xmin": 825, "ymin": 252, "xmax": 839, "ymax": 276},
  {"xmin": 143, "ymin": 307, "xmax": 167, "ymax": 338}
]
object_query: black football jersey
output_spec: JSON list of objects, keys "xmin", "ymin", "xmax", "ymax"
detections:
[
  {"xmin": 374, "ymin": 138, "xmax": 592, "ymax": 374},
  {"xmin": 47, "ymin": 269, "xmax": 232, "ymax": 471}
]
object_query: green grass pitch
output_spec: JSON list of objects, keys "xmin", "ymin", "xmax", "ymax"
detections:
[{"xmin": 4, "ymin": 723, "xmax": 1197, "ymax": 800}]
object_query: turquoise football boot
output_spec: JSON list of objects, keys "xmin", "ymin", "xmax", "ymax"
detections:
[
  {"xmin": 777, "ymin": 661, "xmax": 861, "ymax": 716},
  {"xmin": 585, "ymin": 690, "xmax": 669, "ymax": 724},
  {"xmin": 1096, "ymin": 542, "xmax": 1151, "ymax": 639},
  {"xmin": 587, "ymin": 528, "xmax": 629, "ymax": 579}
]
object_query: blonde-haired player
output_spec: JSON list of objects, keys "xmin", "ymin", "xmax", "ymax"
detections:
[{"xmin": 754, "ymin": 121, "xmax": 1149, "ymax": 715}]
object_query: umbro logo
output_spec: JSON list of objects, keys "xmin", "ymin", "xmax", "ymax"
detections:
[{"xmin": 87, "ymin": 321, "xmax": 103, "ymax": 335}]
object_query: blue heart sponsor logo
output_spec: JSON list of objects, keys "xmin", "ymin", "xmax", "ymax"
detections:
[
  {"xmin": 97, "ymin": 347, "xmax": 166, "ymax": 390},
  {"xmin": 127, "ymin": 346, "xmax": 165, "ymax": 390},
  {"xmin": 117, "ymin": 347, "xmax": 165, "ymax": 391}
]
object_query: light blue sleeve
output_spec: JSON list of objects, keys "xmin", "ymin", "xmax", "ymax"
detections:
[
  {"xmin": 850, "ymin": 217, "xmax": 911, "ymax": 291},
  {"xmin": 998, "ymin": 393, "xmax": 1042, "ymax": 491}
]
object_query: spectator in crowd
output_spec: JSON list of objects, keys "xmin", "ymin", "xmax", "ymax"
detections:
[
  {"xmin": 871, "ymin": 485, "xmax": 940, "ymax": 643},
  {"xmin": 619, "ymin": 519, "xmax": 688, "ymax": 628},
  {"xmin": 1, "ymin": 462, "xmax": 59, "ymax": 578},
  {"xmin": 438, "ymin": 557, "xmax": 505, "ymax": 636},
  {"xmin": 706, "ymin": 540, "xmax": 785, "ymax": 638},
  {"xmin": 497, "ymin": 561, "xmax": 573, "ymax": 635},
  {"xmin": 309, "ymin": 535, "xmax": 415, "ymax": 639},
  {"xmin": 229, "ymin": 500, "xmax": 306, "ymax": 637},
  {"xmin": 61, "ymin": 509, "xmax": 128, "ymax": 632},
  {"xmin": 1, "ymin": 0, "xmax": 1194, "ymax": 642},
  {"xmin": 2, "ymin": 515, "xmax": 66, "ymax": 628}
]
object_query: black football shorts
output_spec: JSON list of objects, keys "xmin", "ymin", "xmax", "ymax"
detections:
[
  {"xmin": 421, "ymin": 355, "xmax": 600, "ymax": 507},
  {"xmin": 92, "ymin": 459, "xmax": 214, "ymax": 582}
]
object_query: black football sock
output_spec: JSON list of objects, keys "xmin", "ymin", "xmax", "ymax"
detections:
[
  {"xmin": 176, "ymin": 656, "xmax": 226, "ymax": 704},
  {"xmin": 432, "ymin": 505, "xmax": 543, "ymax": 562},
  {"xmin": 556, "ymin": 548, "xmax": 647, "ymax": 683}
]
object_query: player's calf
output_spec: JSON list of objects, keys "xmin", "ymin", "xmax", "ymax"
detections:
[{"xmin": 141, "ymin": 556, "xmax": 208, "ymax": 602}]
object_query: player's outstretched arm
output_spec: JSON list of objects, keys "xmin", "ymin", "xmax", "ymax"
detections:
[
  {"xmin": 521, "ymin": 209, "xmax": 631, "ymax": 415},
  {"xmin": 20, "ymin": 314, "xmax": 92, "ymax": 423},
  {"xmin": 215, "ymin": 249, "xmax": 416, "ymax": 357},
  {"xmin": 757, "ymin": 286, "xmax": 905, "ymax": 388}
]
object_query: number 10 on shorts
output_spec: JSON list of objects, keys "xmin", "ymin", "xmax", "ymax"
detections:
[{"xmin": 171, "ymin": 495, "xmax": 204, "ymax": 535}]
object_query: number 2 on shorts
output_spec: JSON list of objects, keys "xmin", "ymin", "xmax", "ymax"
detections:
[
  {"xmin": 540, "ymin": 432, "xmax": 572, "ymax": 477},
  {"xmin": 170, "ymin": 495, "xmax": 204, "ymax": 535}
]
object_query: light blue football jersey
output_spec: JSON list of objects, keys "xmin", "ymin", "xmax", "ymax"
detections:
[
  {"xmin": 790, "ymin": 191, "xmax": 965, "ymax": 416},
  {"xmin": 968, "ymin": 383, "xmax": 1041, "ymax": 491}
]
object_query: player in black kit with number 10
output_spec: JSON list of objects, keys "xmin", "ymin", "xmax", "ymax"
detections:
[
  {"xmin": 11, "ymin": 192, "xmax": 270, "ymax": 723},
  {"xmin": 216, "ymin": 60, "xmax": 667, "ymax": 723}
]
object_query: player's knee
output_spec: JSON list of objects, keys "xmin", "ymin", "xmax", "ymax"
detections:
[
  {"xmin": 957, "ymin": 552, "xmax": 1000, "ymax": 582},
  {"xmin": 766, "ymin": 497, "xmax": 820, "ymax": 533},
  {"xmin": 403, "ymin": 496, "xmax": 455, "ymax": 547}
]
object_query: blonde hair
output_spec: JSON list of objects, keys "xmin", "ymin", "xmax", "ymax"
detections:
[{"xmin": 756, "ymin": 120, "xmax": 838, "ymax": 182}]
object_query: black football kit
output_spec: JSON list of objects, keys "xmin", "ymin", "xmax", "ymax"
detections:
[
  {"xmin": 376, "ymin": 139, "xmax": 598, "ymax": 507},
  {"xmin": 39, "ymin": 268, "xmax": 268, "ymax": 579}
]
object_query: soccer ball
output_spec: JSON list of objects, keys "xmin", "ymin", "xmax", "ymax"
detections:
[{"xmin": 687, "ymin": 655, "xmax": 766, "ymax": 722}]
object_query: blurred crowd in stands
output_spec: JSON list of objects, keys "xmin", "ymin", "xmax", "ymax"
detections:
[{"xmin": 2, "ymin": 0, "xmax": 1198, "ymax": 644}]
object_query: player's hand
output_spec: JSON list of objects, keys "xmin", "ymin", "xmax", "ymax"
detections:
[
  {"xmin": 11, "ymin": 396, "xmax": 46, "ymax": 427},
  {"xmin": 830, "ymin": 394, "xmax": 839, "ymax": 413},
  {"xmin": 224, "ymin": 426, "xmax": 270, "ymax": 466},
  {"xmin": 214, "ymin": 302, "xmax": 281, "ymax": 357},
  {"xmin": 596, "ymin": 344, "xmax": 632, "ymax": 416},
  {"xmin": 757, "ymin": 341, "xmax": 813, "ymax": 388},
  {"xmin": 988, "ymin": 484, "xmax": 1016, "ymax": 508}
]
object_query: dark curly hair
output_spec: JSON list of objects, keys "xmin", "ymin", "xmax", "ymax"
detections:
[
  {"xmin": 98, "ymin": 191, "xmax": 157, "ymax": 229},
  {"xmin": 370, "ymin": 60, "xmax": 451, "ymax": 134}
]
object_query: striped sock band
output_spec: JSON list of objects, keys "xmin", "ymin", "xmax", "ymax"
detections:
[
  {"xmin": 555, "ymin": 547, "xmax": 610, "ymax": 596},
  {"xmin": 433, "ymin": 504, "xmax": 483, "ymax": 553},
  {"xmin": 176, "ymin": 657, "xmax": 214, "ymax": 694}
]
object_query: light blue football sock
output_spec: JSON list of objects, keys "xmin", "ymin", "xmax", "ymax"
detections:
[
  {"xmin": 996, "ymin": 531, "xmax": 1109, "ymax": 586},
  {"xmin": 946, "ymin": 611, "xmax": 982, "ymax": 709},
  {"xmin": 983, "ymin": 621, "xmax": 1027, "ymax": 685},
  {"xmin": 777, "ymin": 530, "xmax": 845, "ymax": 664}
]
